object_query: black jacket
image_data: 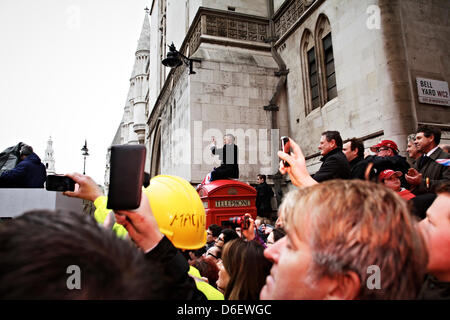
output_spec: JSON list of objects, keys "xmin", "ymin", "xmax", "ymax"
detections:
[
  {"xmin": 349, "ymin": 156, "xmax": 368, "ymax": 180},
  {"xmin": 365, "ymin": 154, "xmax": 411, "ymax": 188},
  {"xmin": 255, "ymin": 182, "xmax": 274, "ymax": 217},
  {"xmin": 145, "ymin": 236, "xmax": 207, "ymax": 300},
  {"xmin": 312, "ymin": 148, "xmax": 351, "ymax": 182},
  {"xmin": 210, "ymin": 144, "xmax": 239, "ymax": 180}
]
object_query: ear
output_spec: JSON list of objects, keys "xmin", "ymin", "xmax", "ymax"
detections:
[
  {"xmin": 331, "ymin": 139, "xmax": 338, "ymax": 148},
  {"xmin": 325, "ymin": 271, "xmax": 360, "ymax": 300}
]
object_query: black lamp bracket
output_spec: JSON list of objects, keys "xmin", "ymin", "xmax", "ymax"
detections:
[{"xmin": 165, "ymin": 43, "xmax": 201, "ymax": 75}]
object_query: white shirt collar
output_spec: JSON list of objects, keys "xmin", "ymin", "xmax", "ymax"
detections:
[{"xmin": 426, "ymin": 146, "xmax": 439, "ymax": 157}]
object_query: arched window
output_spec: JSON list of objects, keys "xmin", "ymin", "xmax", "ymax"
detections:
[
  {"xmin": 315, "ymin": 14, "xmax": 336, "ymax": 105},
  {"xmin": 300, "ymin": 29, "xmax": 319, "ymax": 114}
]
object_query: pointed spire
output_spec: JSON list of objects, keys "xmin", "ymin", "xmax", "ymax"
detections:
[
  {"xmin": 131, "ymin": 11, "xmax": 150, "ymax": 79},
  {"xmin": 44, "ymin": 136, "xmax": 55, "ymax": 174},
  {"xmin": 136, "ymin": 11, "xmax": 150, "ymax": 52}
]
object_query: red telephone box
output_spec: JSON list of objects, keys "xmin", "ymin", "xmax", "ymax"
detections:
[{"xmin": 197, "ymin": 180, "xmax": 257, "ymax": 228}]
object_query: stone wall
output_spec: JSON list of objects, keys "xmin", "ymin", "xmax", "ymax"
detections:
[
  {"xmin": 275, "ymin": 0, "xmax": 389, "ymax": 171},
  {"xmin": 189, "ymin": 43, "xmax": 285, "ymax": 184},
  {"xmin": 392, "ymin": 0, "xmax": 450, "ymax": 125},
  {"xmin": 159, "ymin": 66, "xmax": 192, "ymax": 181},
  {"xmin": 274, "ymin": 0, "xmax": 449, "ymax": 175}
]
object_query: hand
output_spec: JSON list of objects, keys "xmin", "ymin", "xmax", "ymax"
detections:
[
  {"xmin": 63, "ymin": 173, "xmax": 103, "ymax": 202},
  {"xmin": 407, "ymin": 168, "xmax": 419, "ymax": 176},
  {"xmin": 278, "ymin": 138, "xmax": 318, "ymax": 188},
  {"xmin": 242, "ymin": 213, "xmax": 255, "ymax": 241},
  {"xmin": 114, "ymin": 192, "xmax": 164, "ymax": 252},
  {"xmin": 405, "ymin": 168, "xmax": 422, "ymax": 186}
]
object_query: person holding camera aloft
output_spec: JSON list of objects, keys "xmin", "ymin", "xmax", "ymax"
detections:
[{"xmin": 64, "ymin": 173, "xmax": 224, "ymax": 300}]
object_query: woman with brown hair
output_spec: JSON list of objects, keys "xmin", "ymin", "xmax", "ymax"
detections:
[{"xmin": 216, "ymin": 238, "xmax": 272, "ymax": 300}]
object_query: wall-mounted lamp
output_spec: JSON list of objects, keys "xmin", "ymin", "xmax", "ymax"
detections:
[{"xmin": 161, "ymin": 43, "xmax": 200, "ymax": 75}]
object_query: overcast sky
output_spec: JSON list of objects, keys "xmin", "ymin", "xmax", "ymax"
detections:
[{"xmin": 0, "ymin": 0, "xmax": 149, "ymax": 185}]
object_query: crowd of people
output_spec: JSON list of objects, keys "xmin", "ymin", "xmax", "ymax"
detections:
[{"xmin": 0, "ymin": 124, "xmax": 449, "ymax": 300}]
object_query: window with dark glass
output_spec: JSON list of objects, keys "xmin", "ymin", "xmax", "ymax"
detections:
[
  {"xmin": 322, "ymin": 33, "xmax": 336, "ymax": 101},
  {"xmin": 308, "ymin": 47, "xmax": 320, "ymax": 110}
]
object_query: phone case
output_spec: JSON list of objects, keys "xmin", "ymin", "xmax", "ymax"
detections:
[
  {"xmin": 107, "ymin": 145, "xmax": 146, "ymax": 210},
  {"xmin": 281, "ymin": 136, "xmax": 291, "ymax": 167},
  {"xmin": 45, "ymin": 175, "xmax": 75, "ymax": 192}
]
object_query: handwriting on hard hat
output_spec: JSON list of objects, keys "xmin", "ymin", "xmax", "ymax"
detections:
[{"xmin": 169, "ymin": 213, "xmax": 205, "ymax": 229}]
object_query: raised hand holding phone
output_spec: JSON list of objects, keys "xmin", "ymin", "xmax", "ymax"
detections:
[
  {"xmin": 107, "ymin": 145, "xmax": 146, "ymax": 210},
  {"xmin": 46, "ymin": 175, "xmax": 76, "ymax": 192},
  {"xmin": 278, "ymin": 137, "xmax": 318, "ymax": 188},
  {"xmin": 280, "ymin": 136, "xmax": 291, "ymax": 167}
]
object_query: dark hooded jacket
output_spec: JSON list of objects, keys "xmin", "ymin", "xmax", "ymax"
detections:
[{"xmin": 0, "ymin": 152, "xmax": 47, "ymax": 188}]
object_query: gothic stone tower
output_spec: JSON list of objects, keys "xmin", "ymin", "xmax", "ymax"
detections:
[{"xmin": 43, "ymin": 136, "xmax": 55, "ymax": 175}]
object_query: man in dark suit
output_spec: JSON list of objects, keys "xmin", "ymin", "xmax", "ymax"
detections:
[
  {"xmin": 209, "ymin": 134, "xmax": 239, "ymax": 181},
  {"xmin": 255, "ymin": 174, "xmax": 274, "ymax": 219},
  {"xmin": 406, "ymin": 125, "xmax": 450, "ymax": 195},
  {"xmin": 311, "ymin": 131, "xmax": 350, "ymax": 182},
  {"xmin": 342, "ymin": 137, "xmax": 367, "ymax": 180}
]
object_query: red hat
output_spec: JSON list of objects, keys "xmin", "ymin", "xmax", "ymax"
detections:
[
  {"xmin": 378, "ymin": 169, "xmax": 402, "ymax": 182},
  {"xmin": 370, "ymin": 140, "xmax": 399, "ymax": 153}
]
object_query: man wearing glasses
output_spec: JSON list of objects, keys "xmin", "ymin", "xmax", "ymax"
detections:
[
  {"xmin": 205, "ymin": 224, "xmax": 222, "ymax": 250},
  {"xmin": 366, "ymin": 139, "xmax": 411, "ymax": 188}
]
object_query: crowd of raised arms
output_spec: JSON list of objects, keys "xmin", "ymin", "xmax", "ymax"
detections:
[{"xmin": 0, "ymin": 124, "xmax": 449, "ymax": 300}]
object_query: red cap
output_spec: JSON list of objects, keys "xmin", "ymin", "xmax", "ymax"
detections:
[
  {"xmin": 378, "ymin": 169, "xmax": 402, "ymax": 182},
  {"xmin": 370, "ymin": 140, "xmax": 399, "ymax": 153}
]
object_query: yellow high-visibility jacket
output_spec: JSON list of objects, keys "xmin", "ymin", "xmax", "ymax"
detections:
[{"xmin": 93, "ymin": 196, "xmax": 128, "ymax": 238}]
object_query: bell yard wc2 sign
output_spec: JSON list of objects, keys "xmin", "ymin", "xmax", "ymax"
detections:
[{"xmin": 416, "ymin": 77, "xmax": 450, "ymax": 106}]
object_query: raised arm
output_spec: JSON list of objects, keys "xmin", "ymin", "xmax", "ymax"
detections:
[{"xmin": 278, "ymin": 138, "xmax": 318, "ymax": 188}]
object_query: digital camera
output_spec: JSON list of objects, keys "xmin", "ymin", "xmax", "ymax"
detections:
[{"xmin": 227, "ymin": 215, "xmax": 251, "ymax": 230}]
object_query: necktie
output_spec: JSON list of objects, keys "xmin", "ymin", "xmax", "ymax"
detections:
[{"xmin": 419, "ymin": 155, "xmax": 428, "ymax": 169}]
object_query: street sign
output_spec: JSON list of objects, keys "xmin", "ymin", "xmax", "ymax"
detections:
[{"xmin": 416, "ymin": 77, "xmax": 450, "ymax": 106}]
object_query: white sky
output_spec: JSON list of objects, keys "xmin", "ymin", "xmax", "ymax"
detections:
[{"xmin": 0, "ymin": 0, "xmax": 149, "ymax": 185}]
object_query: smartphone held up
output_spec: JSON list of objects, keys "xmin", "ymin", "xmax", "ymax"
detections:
[
  {"xmin": 107, "ymin": 145, "xmax": 146, "ymax": 211},
  {"xmin": 280, "ymin": 136, "xmax": 291, "ymax": 167},
  {"xmin": 46, "ymin": 175, "xmax": 76, "ymax": 192}
]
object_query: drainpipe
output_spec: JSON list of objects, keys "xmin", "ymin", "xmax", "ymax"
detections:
[{"xmin": 264, "ymin": 0, "xmax": 289, "ymax": 208}]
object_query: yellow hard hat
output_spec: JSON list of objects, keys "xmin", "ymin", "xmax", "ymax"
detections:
[{"xmin": 143, "ymin": 175, "xmax": 207, "ymax": 250}]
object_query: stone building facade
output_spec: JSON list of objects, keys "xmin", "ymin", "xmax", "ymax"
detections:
[
  {"xmin": 113, "ymin": 0, "xmax": 450, "ymax": 192},
  {"xmin": 104, "ymin": 13, "xmax": 150, "ymax": 189}
]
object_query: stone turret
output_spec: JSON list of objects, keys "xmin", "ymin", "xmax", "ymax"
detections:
[
  {"xmin": 43, "ymin": 136, "xmax": 55, "ymax": 175},
  {"xmin": 129, "ymin": 12, "xmax": 150, "ymax": 144}
]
